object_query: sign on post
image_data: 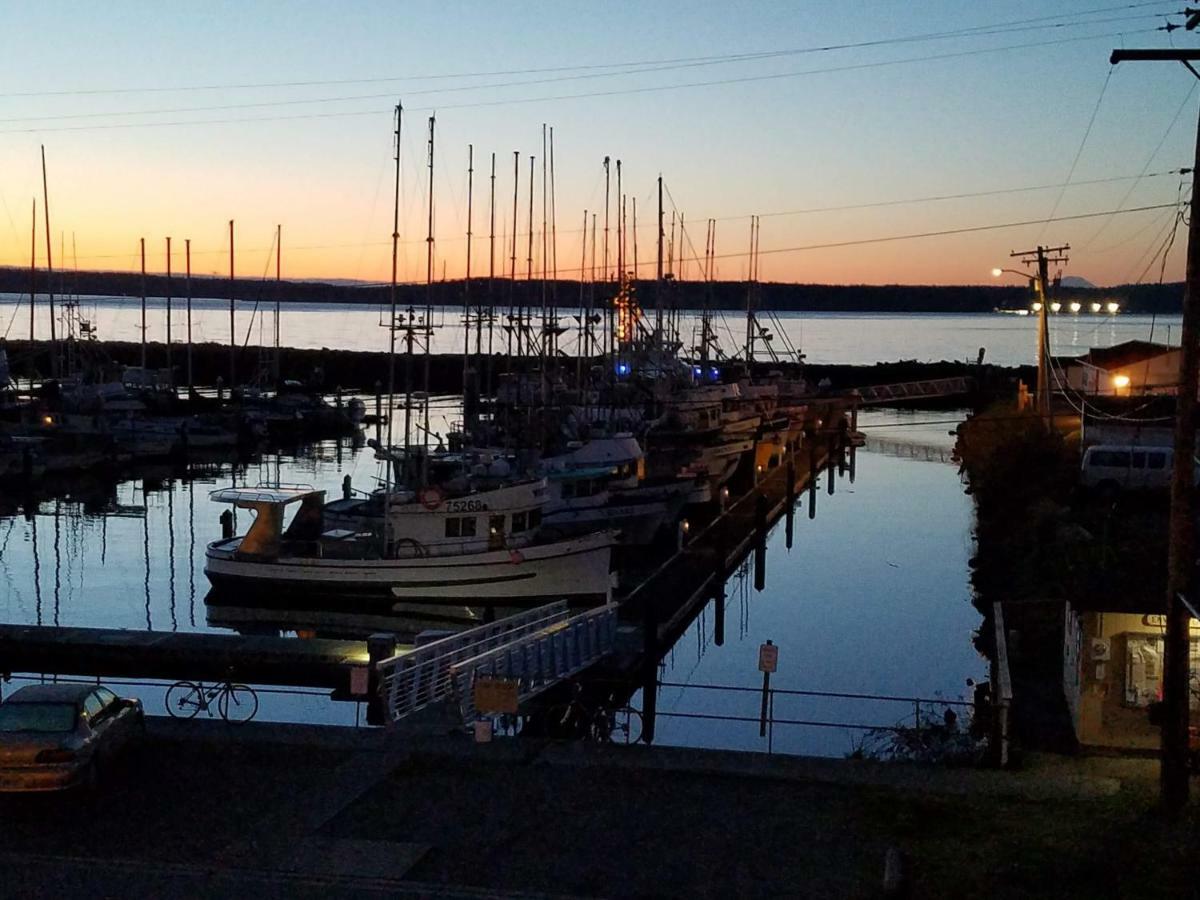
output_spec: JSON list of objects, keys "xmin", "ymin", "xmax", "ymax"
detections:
[
  {"xmin": 474, "ymin": 676, "xmax": 519, "ymax": 714},
  {"xmin": 349, "ymin": 666, "xmax": 370, "ymax": 697},
  {"xmin": 758, "ymin": 641, "xmax": 778, "ymax": 674}
]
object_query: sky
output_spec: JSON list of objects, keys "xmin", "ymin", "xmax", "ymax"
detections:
[{"xmin": 0, "ymin": 1, "xmax": 1196, "ymax": 288}]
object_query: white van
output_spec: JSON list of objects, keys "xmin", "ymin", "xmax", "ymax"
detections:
[{"xmin": 1080, "ymin": 444, "xmax": 1195, "ymax": 491}]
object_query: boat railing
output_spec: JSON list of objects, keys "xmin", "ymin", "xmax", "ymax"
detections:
[{"xmin": 378, "ymin": 601, "xmax": 573, "ymax": 723}]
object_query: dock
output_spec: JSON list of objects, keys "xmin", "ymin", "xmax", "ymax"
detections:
[{"xmin": 0, "ymin": 625, "xmax": 372, "ymax": 692}]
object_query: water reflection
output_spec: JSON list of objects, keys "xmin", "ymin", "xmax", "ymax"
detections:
[{"xmin": 0, "ymin": 408, "xmax": 984, "ymax": 755}]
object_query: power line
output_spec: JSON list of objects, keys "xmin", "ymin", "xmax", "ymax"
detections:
[
  {"xmin": 0, "ymin": 27, "xmax": 1162, "ymax": 135},
  {"xmin": 0, "ymin": 3, "xmax": 1172, "ymax": 101},
  {"xmin": 1037, "ymin": 65, "xmax": 1116, "ymax": 242},
  {"xmin": 1079, "ymin": 78, "xmax": 1200, "ymax": 248}
]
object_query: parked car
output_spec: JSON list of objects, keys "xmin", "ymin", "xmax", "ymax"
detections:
[
  {"xmin": 0, "ymin": 684, "xmax": 144, "ymax": 792},
  {"xmin": 1079, "ymin": 444, "xmax": 1199, "ymax": 492}
]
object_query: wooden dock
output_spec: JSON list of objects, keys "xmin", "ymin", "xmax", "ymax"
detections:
[{"xmin": 0, "ymin": 625, "xmax": 374, "ymax": 692}]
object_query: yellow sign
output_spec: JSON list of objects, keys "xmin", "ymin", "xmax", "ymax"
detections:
[{"xmin": 474, "ymin": 677, "xmax": 519, "ymax": 714}]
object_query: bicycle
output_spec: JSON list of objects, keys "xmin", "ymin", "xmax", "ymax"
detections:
[
  {"xmin": 165, "ymin": 679, "xmax": 259, "ymax": 723},
  {"xmin": 545, "ymin": 685, "xmax": 643, "ymax": 745}
]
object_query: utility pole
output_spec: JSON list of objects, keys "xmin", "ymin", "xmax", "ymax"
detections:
[
  {"xmin": 1008, "ymin": 244, "xmax": 1069, "ymax": 416},
  {"xmin": 1110, "ymin": 39, "xmax": 1200, "ymax": 815}
]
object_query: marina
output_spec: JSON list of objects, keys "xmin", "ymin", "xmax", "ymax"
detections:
[{"xmin": 5, "ymin": 3, "xmax": 1200, "ymax": 894}]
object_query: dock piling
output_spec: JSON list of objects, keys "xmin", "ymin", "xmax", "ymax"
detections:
[
  {"xmin": 785, "ymin": 461, "xmax": 795, "ymax": 550},
  {"xmin": 754, "ymin": 493, "xmax": 767, "ymax": 592},
  {"xmin": 366, "ymin": 632, "xmax": 397, "ymax": 726}
]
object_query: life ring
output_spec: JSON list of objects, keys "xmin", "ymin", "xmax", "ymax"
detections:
[{"xmin": 418, "ymin": 486, "xmax": 444, "ymax": 511}]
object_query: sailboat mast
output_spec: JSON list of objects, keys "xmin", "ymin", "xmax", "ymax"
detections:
[
  {"xmin": 487, "ymin": 152, "xmax": 496, "ymax": 392},
  {"xmin": 387, "ymin": 102, "xmax": 402, "ymax": 511},
  {"xmin": 603, "ymin": 157, "xmax": 610, "ymax": 283},
  {"xmin": 510, "ymin": 150, "xmax": 519, "ymax": 359},
  {"xmin": 165, "ymin": 237, "xmax": 173, "ymax": 371},
  {"xmin": 274, "ymin": 224, "xmax": 282, "ymax": 382},
  {"xmin": 40, "ymin": 146, "xmax": 57, "ymax": 377},
  {"xmin": 422, "ymin": 114, "xmax": 436, "ymax": 486},
  {"xmin": 464, "ymin": 143, "xmax": 473, "ymax": 404},
  {"xmin": 549, "ymin": 126, "xmax": 558, "ymax": 355},
  {"xmin": 541, "ymin": 124, "xmax": 548, "ymax": 331},
  {"xmin": 228, "ymin": 219, "xmax": 236, "ymax": 389},
  {"xmin": 745, "ymin": 216, "xmax": 755, "ymax": 362},
  {"xmin": 185, "ymin": 239, "xmax": 193, "ymax": 395},
  {"xmin": 577, "ymin": 209, "xmax": 587, "ymax": 385},
  {"xmin": 140, "ymin": 238, "xmax": 147, "ymax": 369},
  {"xmin": 656, "ymin": 175, "xmax": 664, "ymax": 340},
  {"xmin": 29, "ymin": 200, "xmax": 35, "ymax": 355}
]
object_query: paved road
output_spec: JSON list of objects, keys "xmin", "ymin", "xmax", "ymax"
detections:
[{"xmin": 0, "ymin": 718, "xmax": 1164, "ymax": 899}]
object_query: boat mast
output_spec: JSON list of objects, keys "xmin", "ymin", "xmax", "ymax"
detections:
[
  {"xmin": 576, "ymin": 209, "xmax": 588, "ymax": 386},
  {"xmin": 40, "ymin": 146, "xmax": 57, "ymax": 378},
  {"xmin": 550, "ymin": 126, "xmax": 558, "ymax": 357},
  {"xmin": 165, "ymin": 237, "xmax": 173, "ymax": 371},
  {"xmin": 526, "ymin": 153, "xmax": 535, "ymax": 361},
  {"xmin": 274, "ymin": 224, "xmax": 282, "ymax": 383},
  {"xmin": 185, "ymin": 239, "xmax": 193, "ymax": 395},
  {"xmin": 228, "ymin": 219, "xmax": 236, "ymax": 390},
  {"xmin": 464, "ymin": 143, "xmax": 474, "ymax": 410},
  {"xmin": 487, "ymin": 152, "xmax": 496, "ymax": 395},
  {"xmin": 656, "ymin": 175, "xmax": 664, "ymax": 343},
  {"xmin": 422, "ymin": 113, "xmax": 436, "ymax": 487},
  {"xmin": 509, "ymin": 150, "xmax": 519, "ymax": 361},
  {"xmin": 29, "ymin": 200, "xmax": 35, "ymax": 375},
  {"xmin": 602, "ymin": 157, "xmax": 610, "ymax": 358},
  {"xmin": 140, "ymin": 238, "xmax": 147, "ymax": 369},
  {"xmin": 745, "ymin": 216, "xmax": 755, "ymax": 363},
  {"xmin": 386, "ymin": 102, "xmax": 402, "ymax": 543},
  {"xmin": 540, "ymin": 124, "xmax": 548, "ymax": 351}
]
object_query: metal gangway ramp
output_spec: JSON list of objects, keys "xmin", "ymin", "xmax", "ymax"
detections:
[
  {"xmin": 377, "ymin": 600, "xmax": 618, "ymax": 726},
  {"xmin": 854, "ymin": 376, "xmax": 974, "ymax": 404}
]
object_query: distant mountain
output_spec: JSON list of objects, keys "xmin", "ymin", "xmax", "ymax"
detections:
[{"xmin": 1059, "ymin": 276, "xmax": 1096, "ymax": 288}]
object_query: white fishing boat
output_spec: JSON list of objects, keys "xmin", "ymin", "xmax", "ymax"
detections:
[{"xmin": 204, "ymin": 485, "xmax": 616, "ymax": 607}]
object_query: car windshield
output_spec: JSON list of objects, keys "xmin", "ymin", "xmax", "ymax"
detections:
[{"xmin": 0, "ymin": 702, "xmax": 77, "ymax": 733}]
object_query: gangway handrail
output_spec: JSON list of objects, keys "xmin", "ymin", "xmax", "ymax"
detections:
[
  {"xmin": 449, "ymin": 603, "xmax": 618, "ymax": 721},
  {"xmin": 378, "ymin": 601, "xmax": 571, "ymax": 722}
]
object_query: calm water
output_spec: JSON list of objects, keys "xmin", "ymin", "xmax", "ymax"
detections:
[
  {"xmin": 0, "ymin": 408, "xmax": 983, "ymax": 754},
  {"xmin": 0, "ymin": 292, "xmax": 1177, "ymax": 367}
]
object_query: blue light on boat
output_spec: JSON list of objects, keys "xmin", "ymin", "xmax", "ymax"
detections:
[
  {"xmin": 708, "ymin": 367, "xmax": 719, "ymax": 381},
  {"xmin": 692, "ymin": 366, "xmax": 702, "ymax": 378},
  {"xmin": 616, "ymin": 362, "xmax": 631, "ymax": 376}
]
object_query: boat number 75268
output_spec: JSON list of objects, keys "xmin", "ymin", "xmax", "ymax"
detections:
[{"xmin": 446, "ymin": 499, "xmax": 488, "ymax": 513}]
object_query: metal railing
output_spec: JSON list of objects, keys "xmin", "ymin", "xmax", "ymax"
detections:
[
  {"xmin": 654, "ymin": 680, "xmax": 975, "ymax": 755},
  {"xmin": 378, "ymin": 601, "xmax": 574, "ymax": 724},
  {"xmin": 451, "ymin": 604, "xmax": 619, "ymax": 722}
]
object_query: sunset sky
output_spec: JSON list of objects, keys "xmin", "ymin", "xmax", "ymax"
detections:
[{"xmin": 0, "ymin": 1, "xmax": 1195, "ymax": 287}]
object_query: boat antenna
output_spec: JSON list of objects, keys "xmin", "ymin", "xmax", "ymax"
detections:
[{"xmin": 509, "ymin": 150, "xmax": 519, "ymax": 363}]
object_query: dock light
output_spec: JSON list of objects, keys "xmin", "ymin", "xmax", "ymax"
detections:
[
  {"xmin": 42, "ymin": 415, "xmax": 53, "ymax": 426},
  {"xmin": 1069, "ymin": 302, "xmax": 1081, "ymax": 313},
  {"xmin": 1050, "ymin": 302, "xmax": 1062, "ymax": 313},
  {"xmin": 1112, "ymin": 374, "xmax": 1131, "ymax": 390},
  {"xmin": 681, "ymin": 518, "xmax": 690, "ymax": 534},
  {"xmin": 1031, "ymin": 302, "xmax": 1043, "ymax": 312},
  {"xmin": 1107, "ymin": 301, "xmax": 1120, "ymax": 314},
  {"xmin": 1091, "ymin": 302, "xmax": 1102, "ymax": 313}
]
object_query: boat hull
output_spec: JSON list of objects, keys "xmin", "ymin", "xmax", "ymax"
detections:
[{"xmin": 204, "ymin": 531, "xmax": 615, "ymax": 607}]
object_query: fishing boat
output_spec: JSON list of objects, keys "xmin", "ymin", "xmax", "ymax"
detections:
[{"xmin": 203, "ymin": 485, "xmax": 616, "ymax": 607}]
